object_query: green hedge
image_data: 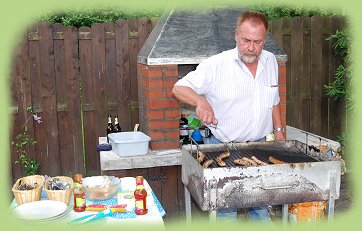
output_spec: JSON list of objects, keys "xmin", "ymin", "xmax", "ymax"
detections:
[
  {"xmin": 38, "ymin": 7, "xmax": 163, "ymax": 28},
  {"xmin": 249, "ymin": 4, "xmax": 340, "ymax": 21}
]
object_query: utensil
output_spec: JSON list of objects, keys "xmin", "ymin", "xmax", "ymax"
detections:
[
  {"xmin": 68, "ymin": 208, "xmax": 113, "ymax": 225},
  {"xmin": 208, "ymin": 119, "xmax": 238, "ymax": 152}
]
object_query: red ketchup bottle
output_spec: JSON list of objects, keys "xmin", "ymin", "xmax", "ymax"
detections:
[
  {"xmin": 134, "ymin": 176, "xmax": 148, "ymax": 215},
  {"xmin": 73, "ymin": 173, "xmax": 86, "ymax": 212}
]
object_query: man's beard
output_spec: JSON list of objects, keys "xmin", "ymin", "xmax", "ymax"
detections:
[
  {"xmin": 239, "ymin": 53, "xmax": 258, "ymax": 63},
  {"xmin": 236, "ymin": 43, "xmax": 260, "ymax": 63}
]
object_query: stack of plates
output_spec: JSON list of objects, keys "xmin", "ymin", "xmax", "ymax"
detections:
[{"xmin": 12, "ymin": 200, "xmax": 69, "ymax": 223}]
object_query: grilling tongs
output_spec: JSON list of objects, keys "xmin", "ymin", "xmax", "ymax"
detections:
[{"xmin": 208, "ymin": 119, "xmax": 238, "ymax": 153}]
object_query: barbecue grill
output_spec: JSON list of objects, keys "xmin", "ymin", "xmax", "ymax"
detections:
[{"xmin": 182, "ymin": 140, "xmax": 341, "ymax": 222}]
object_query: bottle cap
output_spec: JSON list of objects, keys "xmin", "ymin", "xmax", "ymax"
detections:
[{"xmin": 73, "ymin": 173, "xmax": 83, "ymax": 182}]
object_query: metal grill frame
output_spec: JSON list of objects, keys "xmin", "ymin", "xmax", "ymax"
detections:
[{"xmin": 182, "ymin": 140, "xmax": 341, "ymax": 212}]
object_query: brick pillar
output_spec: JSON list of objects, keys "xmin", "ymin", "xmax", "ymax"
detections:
[
  {"xmin": 278, "ymin": 61, "xmax": 287, "ymax": 130},
  {"xmin": 137, "ymin": 63, "xmax": 180, "ymax": 150}
]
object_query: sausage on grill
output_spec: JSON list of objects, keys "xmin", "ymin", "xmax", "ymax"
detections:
[
  {"xmin": 203, "ymin": 159, "xmax": 214, "ymax": 168},
  {"xmin": 268, "ymin": 156, "xmax": 286, "ymax": 164},
  {"xmin": 198, "ymin": 151, "xmax": 206, "ymax": 164},
  {"xmin": 251, "ymin": 156, "xmax": 268, "ymax": 166},
  {"xmin": 234, "ymin": 158, "xmax": 251, "ymax": 166},
  {"xmin": 216, "ymin": 151, "xmax": 230, "ymax": 167}
]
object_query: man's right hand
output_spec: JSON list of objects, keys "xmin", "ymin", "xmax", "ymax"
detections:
[
  {"xmin": 195, "ymin": 97, "xmax": 217, "ymax": 125},
  {"xmin": 172, "ymin": 85, "xmax": 217, "ymax": 125}
]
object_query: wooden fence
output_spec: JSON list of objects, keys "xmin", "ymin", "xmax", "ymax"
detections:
[
  {"xmin": 10, "ymin": 15, "xmax": 347, "ymax": 182},
  {"xmin": 10, "ymin": 18, "xmax": 154, "ymax": 181},
  {"xmin": 269, "ymin": 15, "xmax": 347, "ymax": 139}
]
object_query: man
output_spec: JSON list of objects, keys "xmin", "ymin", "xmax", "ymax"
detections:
[{"xmin": 172, "ymin": 11, "xmax": 286, "ymax": 221}]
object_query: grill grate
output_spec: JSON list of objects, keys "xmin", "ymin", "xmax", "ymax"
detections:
[{"xmin": 191, "ymin": 142, "xmax": 319, "ymax": 168}]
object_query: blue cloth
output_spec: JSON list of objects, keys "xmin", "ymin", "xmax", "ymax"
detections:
[{"xmin": 206, "ymin": 134, "xmax": 270, "ymax": 221}]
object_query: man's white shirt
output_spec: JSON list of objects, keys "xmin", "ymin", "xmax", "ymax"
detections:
[{"xmin": 175, "ymin": 47, "xmax": 280, "ymax": 142}]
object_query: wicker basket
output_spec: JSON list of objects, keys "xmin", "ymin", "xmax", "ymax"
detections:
[
  {"xmin": 12, "ymin": 175, "xmax": 45, "ymax": 205},
  {"xmin": 44, "ymin": 176, "xmax": 74, "ymax": 205}
]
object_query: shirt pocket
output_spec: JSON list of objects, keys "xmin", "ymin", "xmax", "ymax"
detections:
[{"xmin": 261, "ymin": 85, "xmax": 278, "ymax": 109}]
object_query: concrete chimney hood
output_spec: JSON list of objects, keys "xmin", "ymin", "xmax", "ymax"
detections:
[{"xmin": 138, "ymin": 7, "xmax": 287, "ymax": 65}]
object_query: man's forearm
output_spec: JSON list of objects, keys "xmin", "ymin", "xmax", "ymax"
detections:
[
  {"xmin": 171, "ymin": 85, "xmax": 202, "ymax": 107},
  {"xmin": 272, "ymin": 103, "xmax": 283, "ymax": 129}
]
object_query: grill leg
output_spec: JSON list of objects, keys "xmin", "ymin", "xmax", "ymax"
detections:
[
  {"xmin": 327, "ymin": 171, "xmax": 337, "ymax": 222},
  {"xmin": 282, "ymin": 204, "xmax": 289, "ymax": 225},
  {"xmin": 184, "ymin": 186, "xmax": 192, "ymax": 224},
  {"xmin": 209, "ymin": 211, "xmax": 217, "ymax": 222}
]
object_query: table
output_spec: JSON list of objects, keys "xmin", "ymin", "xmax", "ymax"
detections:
[{"xmin": 10, "ymin": 177, "xmax": 166, "ymax": 228}]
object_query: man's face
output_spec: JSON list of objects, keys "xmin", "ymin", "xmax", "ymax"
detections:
[{"xmin": 235, "ymin": 20, "xmax": 266, "ymax": 64}]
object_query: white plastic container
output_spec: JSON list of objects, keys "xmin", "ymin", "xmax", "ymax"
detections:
[{"xmin": 108, "ymin": 132, "xmax": 151, "ymax": 157}]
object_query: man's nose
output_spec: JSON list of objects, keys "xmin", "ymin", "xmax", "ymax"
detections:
[{"xmin": 248, "ymin": 42, "xmax": 256, "ymax": 51}]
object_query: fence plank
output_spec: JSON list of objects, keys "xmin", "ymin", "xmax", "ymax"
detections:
[
  {"xmin": 270, "ymin": 20, "xmax": 283, "ymax": 46},
  {"xmin": 320, "ymin": 16, "xmax": 332, "ymax": 138},
  {"xmin": 290, "ymin": 17, "xmax": 304, "ymax": 129},
  {"xmin": 115, "ymin": 19, "xmax": 131, "ymax": 131},
  {"xmin": 129, "ymin": 20, "xmax": 140, "ymax": 130},
  {"xmin": 36, "ymin": 23, "xmax": 61, "ymax": 176},
  {"xmin": 87, "ymin": 23, "xmax": 107, "ymax": 176},
  {"xmin": 301, "ymin": 17, "xmax": 311, "ymax": 131},
  {"xmin": 282, "ymin": 18, "xmax": 292, "ymax": 126},
  {"xmin": 10, "ymin": 32, "xmax": 32, "ymax": 179},
  {"xmin": 328, "ymin": 16, "xmax": 346, "ymax": 138},
  {"xmin": 53, "ymin": 23, "xmax": 70, "ymax": 175},
  {"xmin": 104, "ymin": 22, "xmax": 118, "ymax": 116},
  {"xmin": 79, "ymin": 26, "xmax": 94, "ymax": 177},
  {"xmin": 310, "ymin": 16, "xmax": 324, "ymax": 135},
  {"xmin": 64, "ymin": 26, "xmax": 84, "ymax": 175}
]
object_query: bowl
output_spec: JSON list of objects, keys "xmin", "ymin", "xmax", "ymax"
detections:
[{"xmin": 83, "ymin": 176, "xmax": 120, "ymax": 200}]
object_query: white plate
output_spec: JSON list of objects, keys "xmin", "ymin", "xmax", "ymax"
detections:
[{"xmin": 12, "ymin": 200, "xmax": 68, "ymax": 221}]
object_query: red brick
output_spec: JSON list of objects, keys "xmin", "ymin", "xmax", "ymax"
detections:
[
  {"xmin": 150, "ymin": 141, "xmax": 180, "ymax": 150},
  {"xmin": 278, "ymin": 66, "xmax": 286, "ymax": 76},
  {"xmin": 146, "ymin": 79, "xmax": 162, "ymax": 88},
  {"xmin": 278, "ymin": 75, "xmax": 286, "ymax": 84},
  {"xmin": 146, "ymin": 110, "xmax": 164, "ymax": 120},
  {"xmin": 149, "ymin": 120, "xmax": 179, "ymax": 129},
  {"xmin": 146, "ymin": 99, "xmax": 179, "ymax": 109},
  {"xmin": 165, "ymin": 109, "xmax": 180, "ymax": 119},
  {"xmin": 145, "ymin": 69, "xmax": 163, "ymax": 78},
  {"xmin": 148, "ymin": 131, "xmax": 165, "ymax": 140},
  {"xmin": 279, "ymin": 84, "xmax": 286, "ymax": 95},
  {"xmin": 166, "ymin": 130, "xmax": 179, "ymax": 139},
  {"xmin": 163, "ymin": 68, "xmax": 178, "ymax": 78},
  {"xmin": 277, "ymin": 61, "xmax": 286, "ymax": 66},
  {"xmin": 144, "ymin": 89, "xmax": 163, "ymax": 99}
]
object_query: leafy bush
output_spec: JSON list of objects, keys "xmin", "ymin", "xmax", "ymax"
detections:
[
  {"xmin": 38, "ymin": 7, "xmax": 163, "ymax": 28},
  {"xmin": 249, "ymin": 4, "xmax": 339, "ymax": 21},
  {"xmin": 325, "ymin": 28, "xmax": 352, "ymax": 110}
]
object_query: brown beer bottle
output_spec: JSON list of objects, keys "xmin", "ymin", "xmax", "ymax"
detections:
[
  {"xmin": 113, "ymin": 115, "xmax": 122, "ymax": 133},
  {"xmin": 106, "ymin": 115, "xmax": 113, "ymax": 143},
  {"xmin": 134, "ymin": 176, "xmax": 148, "ymax": 215}
]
